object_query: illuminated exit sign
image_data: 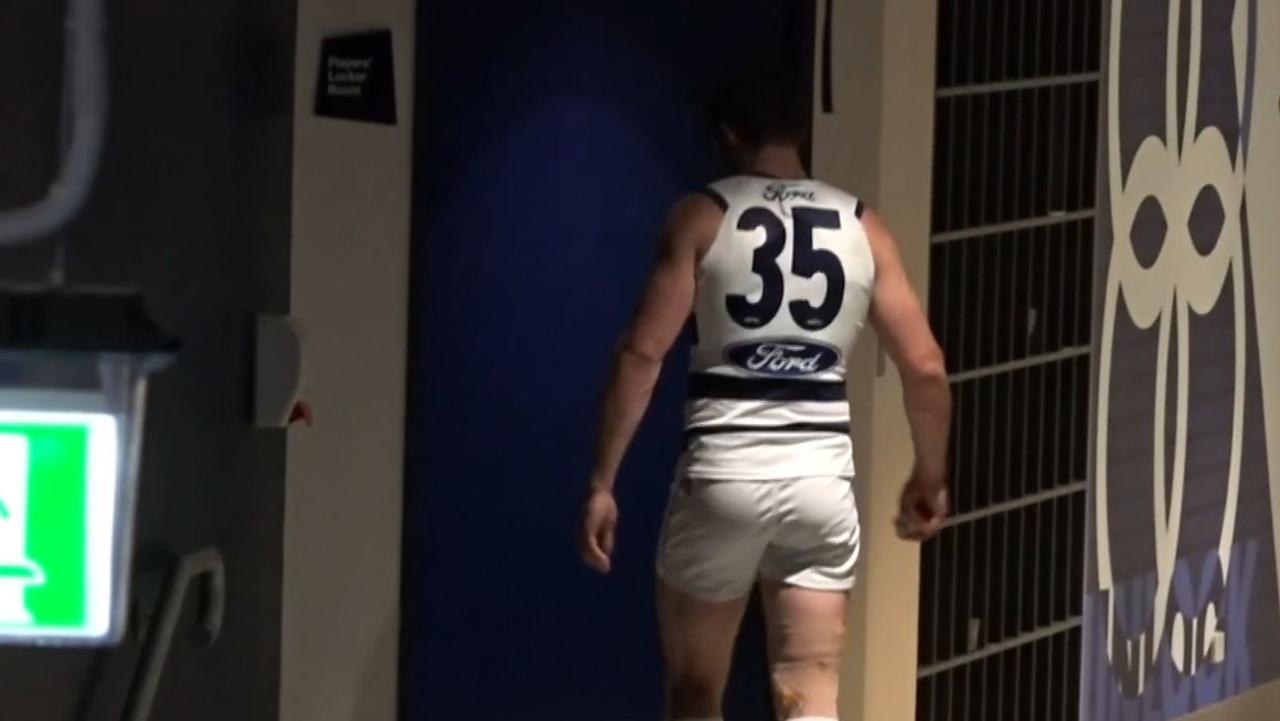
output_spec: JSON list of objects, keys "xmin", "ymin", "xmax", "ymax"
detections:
[{"xmin": 0, "ymin": 410, "xmax": 118, "ymax": 642}]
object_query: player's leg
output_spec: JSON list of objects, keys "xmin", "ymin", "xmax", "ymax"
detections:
[
  {"xmin": 655, "ymin": 477, "xmax": 772, "ymax": 720},
  {"xmin": 657, "ymin": 579, "xmax": 750, "ymax": 720},
  {"xmin": 759, "ymin": 580, "xmax": 849, "ymax": 720},
  {"xmin": 757, "ymin": 475, "xmax": 860, "ymax": 720}
]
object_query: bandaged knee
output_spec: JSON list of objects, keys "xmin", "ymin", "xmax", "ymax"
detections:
[{"xmin": 770, "ymin": 617, "xmax": 844, "ymax": 719}]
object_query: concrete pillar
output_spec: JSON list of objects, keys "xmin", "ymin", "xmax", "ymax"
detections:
[{"xmin": 810, "ymin": 1, "xmax": 938, "ymax": 719}]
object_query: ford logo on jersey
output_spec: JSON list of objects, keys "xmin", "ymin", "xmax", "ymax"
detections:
[{"xmin": 725, "ymin": 339, "xmax": 841, "ymax": 376}]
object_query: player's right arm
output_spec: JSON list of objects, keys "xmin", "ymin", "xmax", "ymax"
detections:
[
  {"xmin": 863, "ymin": 209, "xmax": 953, "ymax": 541},
  {"xmin": 579, "ymin": 193, "xmax": 722, "ymax": 573}
]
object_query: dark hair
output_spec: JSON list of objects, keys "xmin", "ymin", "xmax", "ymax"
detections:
[{"xmin": 707, "ymin": 68, "xmax": 807, "ymax": 150}]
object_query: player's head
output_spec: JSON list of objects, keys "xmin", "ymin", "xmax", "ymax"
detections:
[{"xmin": 708, "ymin": 68, "xmax": 807, "ymax": 169}]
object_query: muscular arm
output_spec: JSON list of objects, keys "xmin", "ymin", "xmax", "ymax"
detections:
[
  {"xmin": 864, "ymin": 210, "xmax": 952, "ymax": 488},
  {"xmin": 588, "ymin": 194, "xmax": 722, "ymax": 491}
]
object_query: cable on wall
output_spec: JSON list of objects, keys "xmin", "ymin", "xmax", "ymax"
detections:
[{"xmin": 0, "ymin": 0, "xmax": 108, "ymax": 246}]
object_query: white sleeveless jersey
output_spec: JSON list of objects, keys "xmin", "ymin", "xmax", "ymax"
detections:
[{"xmin": 683, "ymin": 175, "xmax": 875, "ymax": 480}]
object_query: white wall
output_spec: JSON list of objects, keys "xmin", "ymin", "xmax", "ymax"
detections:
[
  {"xmin": 282, "ymin": 2, "xmax": 415, "ymax": 720},
  {"xmin": 811, "ymin": 0, "xmax": 937, "ymax": 718},
  {"xmin": 1184, "ymin": 675, "xmax": 1280, "ymax": 721},
  {"xmin": 1247, "ymin": 0, "xmax": 1280, "ymax": 647}
]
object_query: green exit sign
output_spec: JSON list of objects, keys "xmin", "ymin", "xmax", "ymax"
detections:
[{"xmin": 0, "ymin": 410, "xmax": 118, "ymax": 642}]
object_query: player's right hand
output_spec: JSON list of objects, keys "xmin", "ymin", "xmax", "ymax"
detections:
[{"xmin": 579, "ymin": 486, "xmax": 618, "ymax": 573}]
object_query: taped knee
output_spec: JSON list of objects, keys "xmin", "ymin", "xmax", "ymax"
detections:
[
  {"xmin": 772, "ymin": 630, "xmax": 844, "ymax": 677},
  {"xmin": 769, "ymin": 611, "xmax": 845, "ymax": 717},
  {"xmin": 771, "ymin": 650, "xmax": 842, "ymax": 717},
  {"xmin": 771, "ymin": 650, "xmax": 843, "ymax": 687}
]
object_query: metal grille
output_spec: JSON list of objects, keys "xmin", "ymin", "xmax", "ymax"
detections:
[{"xmin": 915, "ymin": 1, "xmax": 1102, "ymax": 719}]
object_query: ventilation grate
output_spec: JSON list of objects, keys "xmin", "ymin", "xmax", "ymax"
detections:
[{"xmin": 915, "ymin": 1, "xmax": 1103, "ymax": 719}]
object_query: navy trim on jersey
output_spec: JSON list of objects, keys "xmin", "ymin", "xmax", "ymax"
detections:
[
  {"xmin": 684, "ymin": 421, "xmax": 850, "ymax": 443},
  {"xmin": 687, "ymin": 373, "xmax": 847, "ymax": 402},
  {"xmin": 699, "ymin": 187, "xmax": 729, "ymax": 211},
  {"xmin": 743, "ymin": 172, "xmax": 816, "ymax": 181},
  {"xmin": 854, "ymin": 199, "xmax": 865, "ymax": 218}
]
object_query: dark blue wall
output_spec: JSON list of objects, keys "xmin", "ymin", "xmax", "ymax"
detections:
[{"xmin": 402, "ymin": 2, "xmax": 809, "ymax": 718}]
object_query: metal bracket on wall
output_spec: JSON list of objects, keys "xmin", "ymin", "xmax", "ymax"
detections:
[
  {"xmin": 121, "ymin": 548, "xmax": 225, "ymax": 721},
  {"xmin": 820, "ymin": 0, "xmax": 834, "ymax": 113}
]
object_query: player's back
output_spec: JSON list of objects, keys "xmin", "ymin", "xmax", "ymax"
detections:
[{"xmin": 685, "ymin": 175, "xmax": 875, "ymax": 480}]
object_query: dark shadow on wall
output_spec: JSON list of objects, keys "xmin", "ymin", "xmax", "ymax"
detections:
[
  {"xmin": 0, "ymin": 1, "xmax": 296, "ymax": 719},
  {"xmin": 402, "ymin": 1, "xmax": 813, "ymax": 720}
]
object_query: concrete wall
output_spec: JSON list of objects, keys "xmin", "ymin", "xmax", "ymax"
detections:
[
  {"xmin": 1183, "ymin": 674, "xmax": 1280, "ymax": 721},
  {"xmin": 0, "ymin": 1, "xmax": 296, "ymax": 718},
  {"xmin": 280, "ymin": 2, "xmax": 414, "ymax": 721},
  {"xmin": 810, "ymin": 0, "xmax": 938, "ymax": 719},
  {"xmin": 1246, "ymin": 0, "xmax": 1280, "ymax": 675}
]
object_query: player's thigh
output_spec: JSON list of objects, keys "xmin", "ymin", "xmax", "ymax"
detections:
[
  {"xmin": 760, "ymin": 579, "xmax": 850, "ymax": 720},
  {"xmin": 657, "ymin": 578, "xmax": 751, "ymax": 690},
  {"xmin": 760, "ymin": 580, "xmax": 849, "ymax": 664}
]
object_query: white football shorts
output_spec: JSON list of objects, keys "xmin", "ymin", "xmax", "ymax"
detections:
[{"xmin": 656, "ymin": 474, "xmax": 861, "ymax": 602}]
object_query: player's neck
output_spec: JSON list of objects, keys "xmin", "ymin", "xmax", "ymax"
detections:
[{"xmin": 747, "ymin": 144, "xmax": 807, "ymax": 180}]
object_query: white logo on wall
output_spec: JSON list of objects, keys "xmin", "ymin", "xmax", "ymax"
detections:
[{"xmin": 1095, "ymin": 0, "xmax": 1256, "ymax": 691}]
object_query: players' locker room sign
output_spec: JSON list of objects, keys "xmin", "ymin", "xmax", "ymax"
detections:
[
  {"xmin": 0, "ymin": 412, "xmax": 118, "ymax": 641},
  {"xmin": 314, "ymin": 29, "xmax": 398, "ymax": 125}
]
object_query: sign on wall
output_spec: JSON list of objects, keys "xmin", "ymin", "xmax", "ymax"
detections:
[
  {"xmin": 1086, "ymin": 0, "xmax": 1280, "ymax": 718},
  {"xmin": 314, "ymin": 29, "xmax": 397, "ymax": 125}
]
